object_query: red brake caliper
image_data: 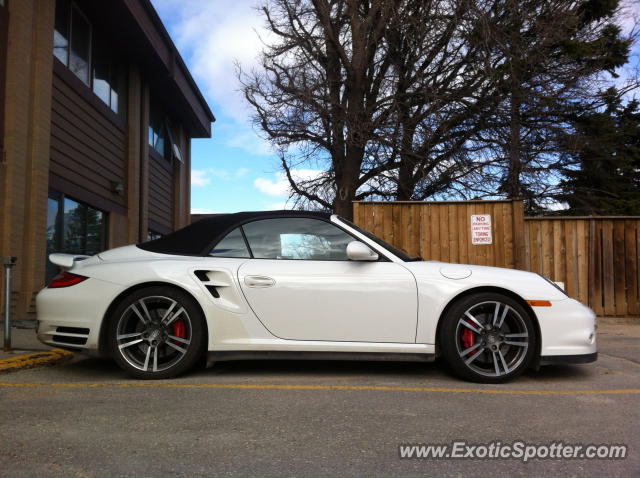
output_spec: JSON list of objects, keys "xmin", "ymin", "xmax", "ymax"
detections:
[
  {"xmin": 172, "ymin": 319, "xmax": 186, "ymax": 343},
  {"xmin": 461, "ymin": 328, "xmax": 475, "ymax": 349}
]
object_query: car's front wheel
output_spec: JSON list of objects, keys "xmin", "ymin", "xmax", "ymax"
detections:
[
  {"xmin": 439, "ymin": 292, "xmax": 537, "ymax": 383},
  {"xmin": 108, "ymin": 286, "xmax": 206, "ymax": 379}
]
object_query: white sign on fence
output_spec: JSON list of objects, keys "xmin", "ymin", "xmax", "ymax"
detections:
[{"xmin": 471, "ymin": 214, "xmax": 492, "ymax": 245}]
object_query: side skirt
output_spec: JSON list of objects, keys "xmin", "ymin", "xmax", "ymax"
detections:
[{"xmin": 206, "ymin": 351, "xmax": 436, "ymax": 367}]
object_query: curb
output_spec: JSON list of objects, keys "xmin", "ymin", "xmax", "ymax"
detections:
[{"xmin": 0, "ymin": 349, "xmax": 74, "ymax": 373}]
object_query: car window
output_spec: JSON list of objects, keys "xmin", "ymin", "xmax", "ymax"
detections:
[
  {"xmin": 209, "ymin": 228, "xmax": 250, "ymax": 258},
  {"xmin": 242, "ymin": 218, "xmax": 354, "ymax": 260},
  {"xmin": 337, "ymin": 216, "xmax": 414, "ymax": 261}
]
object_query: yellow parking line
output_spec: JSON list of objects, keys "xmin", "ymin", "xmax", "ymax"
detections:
[
  {"xmin": 0, "ymin": 349, "xmax": 73, "ymax": 373},
  {"xmin": 0, "ymin": 381, "xmax": 638, "ymax": 395}
]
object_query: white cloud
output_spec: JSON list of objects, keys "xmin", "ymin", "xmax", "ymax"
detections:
[
  {"xmin": 211, "ymin": 122, "xmax": 273, "ymax": 156},
  {"xmin": 254, "ymin": 175, "xmax": 289, "ymax": 196},
  {"xmin": 224, "ymin": 130, "xmax": 273, "ymax": 156},
  {"xmin": 191, "ymin": 169, "xmax": 211, "ymax": 187},
  {"xmin": 253, "ymin": 170, "xmax": 323, "ymax": 197},
  {"xmin": 546, "ymin": 201, "xmax": 569, "ymax": 212},
  {"xmin": 151, "ymin": 0, "xmax": 269, "ymax": 123},
  {"xmin": 618, "ymin": 0, "xmax": 639, "ymax": 36},
  {"xmin": 150, "ymin": 0, "xmax": 281, "ymax": 162},
  {"xmin": 192, "ymin": 167, "xmax": 255, "ymax": 185},
  {"xmin": 206, "ymin": 169, "xmax": 231, "ymax": 180}
]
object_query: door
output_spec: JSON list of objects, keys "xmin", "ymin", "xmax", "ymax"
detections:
[{"xmin": 236, "ymin": 217, "xmax": 417, "ymax": 343}]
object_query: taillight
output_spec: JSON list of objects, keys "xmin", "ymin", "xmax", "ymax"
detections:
[{"xmin": 48, "ymin": 272, "xmax": 88, "ymax": 288}]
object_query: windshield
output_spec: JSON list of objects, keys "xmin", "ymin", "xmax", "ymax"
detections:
[{"xmin": 337, "ymin": 217, "xmax": 421, "ymax": 262}]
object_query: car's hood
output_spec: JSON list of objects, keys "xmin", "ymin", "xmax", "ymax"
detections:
[{"xmin": 402, "ymin": 260, "xmax": 567, "ymax": 301}]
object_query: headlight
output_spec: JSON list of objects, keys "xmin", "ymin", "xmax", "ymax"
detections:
[{"xmin": 538, "ymin": 274, "xmax": 567, "ymax": 297}]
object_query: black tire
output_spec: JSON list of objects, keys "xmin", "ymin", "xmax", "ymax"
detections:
[
  {"xmin": 107, "ymin": 286, "xmax": 206, "ymax": 379},
  {"xmin": 439, "ymin": 292, "xmax": 537, "ymax": 383}
]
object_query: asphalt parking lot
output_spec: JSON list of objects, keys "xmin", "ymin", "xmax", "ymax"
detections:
[{"xmin": 0, "ymin": 322, "xmax": 638, "ymax": 477}]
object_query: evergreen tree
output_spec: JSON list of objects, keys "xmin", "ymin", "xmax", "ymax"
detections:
[
  {"xmin": 558, "ymin": 89, "xmax": 640, "ymax": 215},
  {"xmin": 473, "ymin": 0, "xmax": 633, "ymax": 212}
]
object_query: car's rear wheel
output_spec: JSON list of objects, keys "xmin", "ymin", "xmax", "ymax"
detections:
[
  {"xmin": 108, "ymin": 286, "xmax": 206, "ymax": 379},
  {"xmin": 439, "ymin": 292, "xmax": 536, "ymax": 383}
]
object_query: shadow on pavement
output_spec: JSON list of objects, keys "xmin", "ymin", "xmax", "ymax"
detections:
[{"xmin": 55, "ymin": 353, "xmax": 596, "ymax": 386}]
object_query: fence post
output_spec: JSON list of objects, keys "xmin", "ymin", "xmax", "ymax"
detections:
[
  {"xmin": 3, "ymin": 256, "xmax": 17, "ymax": 352},
  {"xmin": 511, "ymin": 200, "xmax": 526, "ymax": 270},
  {"xmin": 587, "ymin": 219, "xmax": 598, "ymax": 315}
]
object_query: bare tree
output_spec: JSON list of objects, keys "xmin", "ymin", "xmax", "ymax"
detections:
[
  {"xmin": 240, "ymin": 0, "xmax": 638, "ymax": 217},
  {"xmin": 240, "ymin": 0, "xmax": 509, "ymax": 217},
  {"xmin": 240, "ymin": 0, "xmax": 401, "ymax": 218}
]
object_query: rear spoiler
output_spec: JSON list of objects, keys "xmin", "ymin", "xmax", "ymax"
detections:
[{"xmin": 49, "ymin": 253, "xmax": 90, "ymax": 269}]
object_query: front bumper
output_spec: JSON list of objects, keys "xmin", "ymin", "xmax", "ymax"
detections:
[
  {"xmin": 540, "ymin": 352, "xmax": 598, "ymax": 365},
  {"xmin": 536, "ymin": 298, "xmax": 597, "ymax": 358}
]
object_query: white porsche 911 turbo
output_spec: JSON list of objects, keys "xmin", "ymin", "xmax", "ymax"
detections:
[{"xmin": 36, "ymin": 211, "xmax": 597, "ymax": 382}]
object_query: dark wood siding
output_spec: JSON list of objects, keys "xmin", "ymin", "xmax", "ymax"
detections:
[
  {"xmin": 122, "ymin": 0, "xmax": 213, "ymax": 137},
  {"xmin": 49, "ymin": 60, "xmax": 127, "ymax": 212},
  {"xmin": 148, "ymin": 150, "xmax": 174, "ymax": 232},
  {"xmin": 0, "ymin": 0, "xmax": 8, "ymax": 150}
]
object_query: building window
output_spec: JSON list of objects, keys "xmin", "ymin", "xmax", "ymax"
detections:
[
  {"xmin": 53, "ymin": 0, "xmax": 71, "ymax": 65},
  {"xmin": 149, "ymin": 103, "xmax": 167, "ymax": 157},
  {"xmin": 147, "ymin": 230, "xmax": 163, "ymax": 241},
  {"xmin": 55, "ymin": 1, "xmax": 91, "ymax": 85},
  {"xmin": 92, "ymin": 36, "xmax": 124, "ymax": 114},
  {"xmin": 46, "ymin": 192, "xmax": 107, "ymax": 282},
  {"xmin": 69, "ymin": 6, "xmax": 91, "ymax": 84},
  {"xmin": 149, "ymin": 103, "xmax": 184, "ymax": 161},
  {"xmin": 53, "ymin": 0, "xmax": 125, "ymax": 115}
]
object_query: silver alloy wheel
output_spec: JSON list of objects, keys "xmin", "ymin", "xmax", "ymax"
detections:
[
  {"xmin": 455, "ymin": 301, "xmax": 529, "ymax": 377},
  {"xmin": 116, "ymin": 295, "xmax": 193, "ymax": 373}
]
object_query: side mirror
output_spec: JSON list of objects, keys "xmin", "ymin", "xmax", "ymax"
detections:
[{"xmin": 346, "ymin": 241, "xmax": 379, "ymax": 261}]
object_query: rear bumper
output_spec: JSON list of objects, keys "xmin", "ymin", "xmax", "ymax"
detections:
[
  {"xmin": 540, "ymin": 352, "xmax": 598, "ymax": 366},
  {"xmin": 36, "ymin": 278, "xmax": 125, "ymax": 354}
]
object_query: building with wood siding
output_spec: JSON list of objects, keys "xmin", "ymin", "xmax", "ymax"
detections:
[{"xmin": 0, "ymin": 0, "xmax": 215, "ymax": 320}]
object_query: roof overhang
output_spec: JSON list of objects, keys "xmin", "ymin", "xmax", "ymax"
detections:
[{"xmin": 87, "ymin": 0, "xmax": 215, "ymax": 138}]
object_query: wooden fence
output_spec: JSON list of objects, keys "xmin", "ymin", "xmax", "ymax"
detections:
[
  {"xmin": 353, "ymin": 201, "xmax": 640, "ymax": 317},
  {"xmin": 525, "ymin": 217, "xmax": 639, "ymax": 317}
]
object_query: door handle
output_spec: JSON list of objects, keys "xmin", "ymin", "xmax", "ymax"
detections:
[{"xmin": 244, "ymin": 275, "xmax": 276, "ymax": 288}]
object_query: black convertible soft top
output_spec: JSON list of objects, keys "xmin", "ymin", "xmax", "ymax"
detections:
[{"xmin": 137, "ymin": 210, "xmax": 331, "ymax": 256}]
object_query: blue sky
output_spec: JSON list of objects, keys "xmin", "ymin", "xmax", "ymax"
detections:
[
  {"xmin": 150, "ymin": 0, "xmax": 299, "ymax": 214},
  {"xmin": 150, "ymin": 0, "xmax": 639, "ymax": 214}
]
